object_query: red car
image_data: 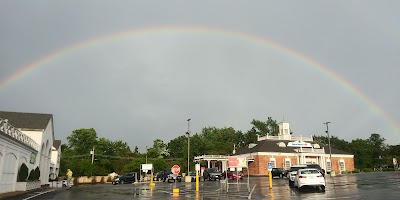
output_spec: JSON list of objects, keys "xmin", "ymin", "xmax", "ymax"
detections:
[{"xmin": 222, "ymin": 171, "xmax": 244, "ymax": 180}]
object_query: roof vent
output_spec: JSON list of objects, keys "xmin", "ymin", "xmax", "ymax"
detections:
[
  {"xmin": 248, "ymin": 143, "xmax": 257, "ymax": 148},
  {"xmin": 278, "ymin": 142, "xmax": 286, "ymax": 147}
]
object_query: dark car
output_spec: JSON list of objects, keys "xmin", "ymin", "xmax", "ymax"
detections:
[
  {"xmin": 271, "ymin": 168, "xmax": 286, "ymax": 178},
  {"xmin": 153, "ymin": 171, "xmax": 164, "ymax": 181},
  {"xmin": 112, "ymin": 172, "xmax": 139, "ymax": 185},
  {"xmin": 203, "ymin": 168, "xmax": 222, "ymax": 181},
  {"xmin": 162, "ymin": 169, "xmax": 182, "ymax": 183}
]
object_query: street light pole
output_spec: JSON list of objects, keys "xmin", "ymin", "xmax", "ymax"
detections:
[
  {"xmin": 324, "ymin": 122, "xmax": 333, "ymax": 176},
  {"xmin": 146, "ymin": 146, "xmax": 148, "ymax": 164},
  {"xmin": 187, "ymin": 118, "xmax": 191, "ymax": 174}
]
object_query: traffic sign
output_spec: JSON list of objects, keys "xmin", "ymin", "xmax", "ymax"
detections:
[
  {"xmin": 171, "ymin": 165, "xmax": 180, "ymax": 175},
  {"xmin": 394, "ymin": 158, "xmax": 397, "ymax": 165},
  {"xmin": 268, "ymin": 162, "xmax": 272, "ymax": 171}
]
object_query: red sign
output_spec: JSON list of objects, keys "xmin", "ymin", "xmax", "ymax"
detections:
[
  {"xmin": 394, "ymin": 158, "xmax": 398, "ymax": 165},
  {"xmin": 171, "ymin": 165, "xmax": 180, "ymax": 175},
  {"xmin": 228, "ymin": 158, "xmax": 239, "ymax": 167}
]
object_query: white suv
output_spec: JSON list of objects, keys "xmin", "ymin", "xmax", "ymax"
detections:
[{"xmin": 288, "ymin": 165, "xmax": 308, "ymax": 187}]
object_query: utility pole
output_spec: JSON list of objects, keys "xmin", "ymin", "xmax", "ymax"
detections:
[
  {"xmin": 324, "ymin": 122, "xmax": 334, "ymax": 177},
  {"xmin": 146, "ymin": 146, "xmax": 148, "ymax": 164},
  {"xmin": 187, "ymin": 118, "xmax": 191, "ymax": 174}
]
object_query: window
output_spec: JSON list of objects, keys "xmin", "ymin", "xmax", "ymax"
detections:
[
  {"xmin": 339, "ymin": 160, "xmax": 345, "ymax": 171},
  {"xmin": 278, "ymin": 142, "xmax": 286, "ymax": 147},
  {"xmin": 269, "ymin": 158, "xmax": 276, "ymax": 168},
  {"xmin": 285, "ymin": 158, "xmax": 291, "ymax": 170},
  {"xmin": 285, "ymin": 129, "xmax": 288, "ymax": 135},
  {"xmin": 326, "ymin": 160, "xmax": 332, "ymax": 172}
]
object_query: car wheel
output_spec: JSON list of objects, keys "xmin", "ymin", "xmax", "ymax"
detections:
[
  {"xmin": 321, "ymin": 186, "xmax": 325, "ymax": 192},
  {"xmin": 289, "ymin": 180, "xmax": 294, "ymax": 187}
]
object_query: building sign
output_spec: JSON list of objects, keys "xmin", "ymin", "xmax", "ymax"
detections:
[
  {"xmin": 287, "ymin": 141, "xmax": 312, "ymax": 148},
  {"xmin": 228, "ymin": 157, "xmax": 247, "ymax": 167}
]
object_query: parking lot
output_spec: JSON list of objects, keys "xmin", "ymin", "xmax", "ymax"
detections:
[{"xmin": 7, "ymin": 172, "xmax": 400, "ymax": 200}]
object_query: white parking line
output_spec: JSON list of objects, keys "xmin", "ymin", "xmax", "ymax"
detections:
[{"xmin": 22, "ymin": 189, "xmax": 55, "ymax": 200}]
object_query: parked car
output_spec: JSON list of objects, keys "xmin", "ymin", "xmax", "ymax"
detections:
[
  {"xmin": 189, "ymin": 171, "xmax": 197, "ymax": 182},
  {"xmin": 306, "ymin": 164, "xmax": 325, "ymax": 176},
  {"xmin": 162, "ymin": 169, "xmax": 182, "ymax": 183},
  {"xmin": 153, "ymin": 171, "xmax": 164, "ymax": 181},
  {"xmin": 222, "ymin": 171, "xmax": 243, "ymax": 180},
  {"xmin": 288, "ymin": 165, "xmax": 308, "ymax": 187},
  {"xmin": 203, "ymin": 168, "xmax": 222, "ymax": 181},
  {"xmin": 271, "ymin": 168, "xmax": 286, "ymax": 178},
  {"xmin": 112, "ymin": 172, "xmax": 138, "ymax": 185},
  {"xmin": 294, "ymin": 168, "xmax": 325, "ymax": 191}
]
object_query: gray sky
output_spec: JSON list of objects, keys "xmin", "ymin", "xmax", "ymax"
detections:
[{"xmin": 1, "ymin": 0, "xmax": 399, "ymax": 150}]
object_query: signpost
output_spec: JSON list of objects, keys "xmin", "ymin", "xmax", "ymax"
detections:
[
  {"xmin": 171, "ymin": 165, "xmax": 180, "ymax": 194},
  {"xmin": 394, "ymin": 158, "xmax": 398, "ymax": 173},
  {"xmin": 227, "ymin": 157, "xmax": 250, "ymax": 193}
]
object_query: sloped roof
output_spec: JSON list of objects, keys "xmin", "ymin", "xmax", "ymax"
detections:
[
  {"xmin": 0, "ymin": 111, "xmax": 53, "ymax": 130},
  {"xmin": 235, "ymin": 139, "xmax": 352, "ymax": 155},
  {"xmin": 53, "ymin": 140, "xmax": 61, "ymax": 150}
]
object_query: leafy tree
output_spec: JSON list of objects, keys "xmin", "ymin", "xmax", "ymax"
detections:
[
  {"xmin": 350, "ymin": 138, "xmax": 374, "ymax": 169},
  {"xmin": 249, "ymin": 117, "xmax": 279, "ymax": 136},
  {"xmin": 238, "ymin": 129, "xmax": 258, "ymax": 149}
]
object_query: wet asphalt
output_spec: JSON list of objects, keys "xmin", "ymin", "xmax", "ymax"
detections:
[{"xmin": 6, "ymin": 172, "xmax": 400, "ymax": 200}]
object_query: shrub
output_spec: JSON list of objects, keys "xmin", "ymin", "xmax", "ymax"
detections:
[
  {"xmin": 383, "ymin": 168, "xmax": 394, "ymax": 171},
  {"xmin": 27, "ymin": 167, "xmax": 41, "ymax": 181},
  {"xmin": 34, "ymin": 167, "xmax": 40, "ymax": 180},
  {"xmin": 100, "ymin": 176, "xmax": 105, "ymax": 183},
  {"xmin": 18, "ymin": 163, "xmax": 29, "ymax": 182},
  {"xmin": 28, "ymin": 169, "xmax": 35, "ymax": 181},
  {"xmin": 351, "ymin": 169, "xmax": 360, "ymax": 173},
  {"xmin": 363, "ymin": 168, "xmax": 373, "ymax": 172},
  {"xmin": 107, "ymin": 176, "xmax": 112, "ymax": 182},
  {"xmin": 91, "ymin": 176, "xmax": 96, "ymax": 183}
]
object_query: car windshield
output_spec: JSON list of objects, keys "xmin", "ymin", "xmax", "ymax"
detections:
[
  {"xmin": 300, "ymin": 169, "xmax": 320, "ymax": 174},
  {"xmin": 290, "ymin": 167, "xmax": 307, "ymax": 172}
]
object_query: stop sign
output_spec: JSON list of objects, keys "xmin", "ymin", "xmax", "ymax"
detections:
[{"xmin": 171, "ymin": 165, "xmax": 180, "ymax": 175}]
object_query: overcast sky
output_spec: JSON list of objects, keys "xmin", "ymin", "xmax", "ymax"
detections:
[{"xmin": 1, "ymin": 0, "xmax": 399, "ymax": 150}]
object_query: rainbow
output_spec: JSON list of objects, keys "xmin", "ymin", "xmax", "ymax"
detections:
[{"xmin": 0, "ymin": 25, "xmax": 399, "ymax": 134}]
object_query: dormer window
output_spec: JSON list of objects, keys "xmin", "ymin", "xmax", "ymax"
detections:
[{"xmin": 278, "ymin": 142, "xmax": 286, "ymax": 147}]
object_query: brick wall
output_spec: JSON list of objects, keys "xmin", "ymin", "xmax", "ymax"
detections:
[
  {"xmin": 248, "ymin": 154, "xmax": 354, "ymax": 176},
  {"xmin": 248, "ymin": 155, "xmax": 297, "ymax": 176},
  {"xmin": 330, "ymin": 157, "xmax": 354, "ymax": 173}
]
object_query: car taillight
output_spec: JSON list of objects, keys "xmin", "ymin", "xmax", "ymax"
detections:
[{"xmin": 299, "ymin": 176, "xmax": 307, "ymax": 178}]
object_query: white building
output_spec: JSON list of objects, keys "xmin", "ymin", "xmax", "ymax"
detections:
[
  {"xmin": 50, "ymin": 140, "xmax": 61, "ymax": 180},
  {"xmin": 0, "ymin": 111, "xmax": 57, "ymax": 194}
]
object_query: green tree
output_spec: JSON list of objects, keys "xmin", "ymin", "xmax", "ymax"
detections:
[
  {"xmin": 350, "ymin": 138, "xmax": 374, "ymax": 169},
  {"xmin": 249, "ymin": 117, "xmax": 279, "ymax": 136}
]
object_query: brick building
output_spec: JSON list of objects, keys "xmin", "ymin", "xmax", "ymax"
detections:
[{"xmin": 235, "ymin": 122, "xmax": 354, "ymax": 175}]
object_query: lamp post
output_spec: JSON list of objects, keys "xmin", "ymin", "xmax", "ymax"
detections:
[
  {"xmin": 186, "ymin": 119, "xmax": 191, "ymax": 174},
  {"xmin": 324, "ymin": 122, "xmax": 334, "ymax": 176},
  {"xmin": 146, "ymin": 146, "xmax": 148, "ymax": 164}
]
